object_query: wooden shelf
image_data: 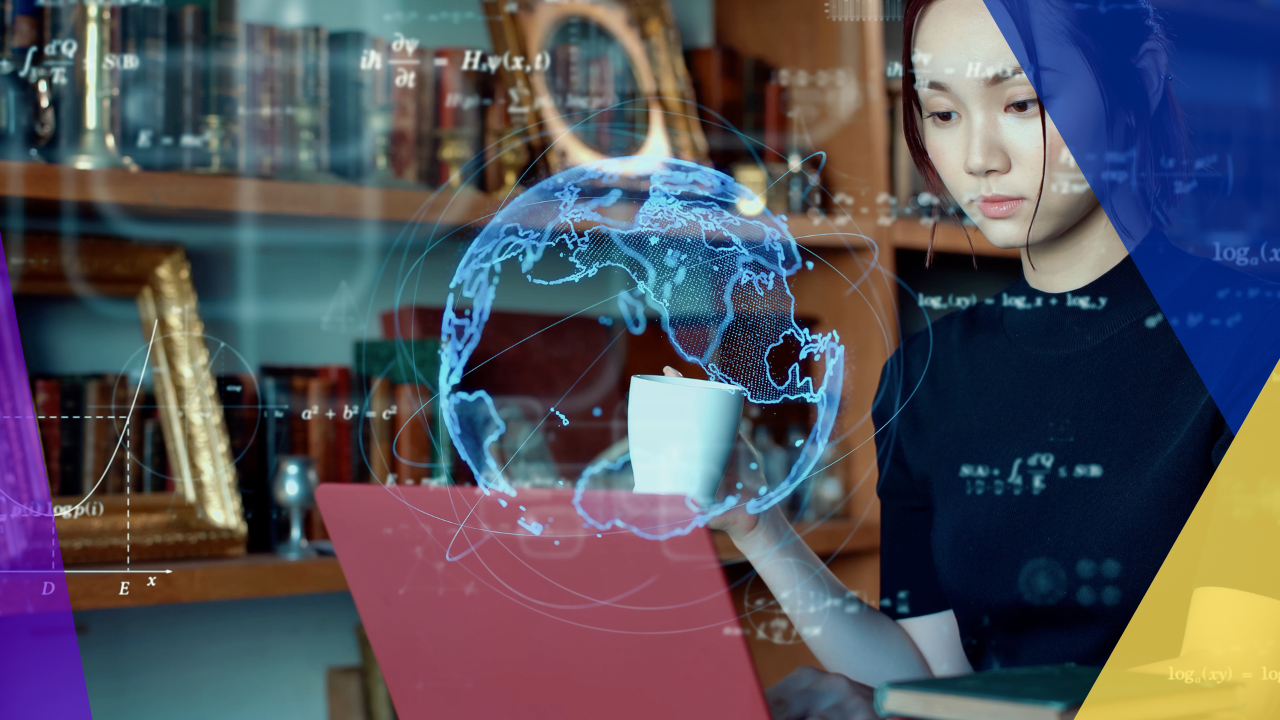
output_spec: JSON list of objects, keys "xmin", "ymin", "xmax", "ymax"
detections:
[
  {"xmin": 0, "ymin": 160, "xmax": 497, "ymax": 226},
  {"xmin": 66, "ymin": 553, "xmax": 348, "ymax": 611},
  {"xmin": 0, "ymin": 161, "xmax": 1016, "ymax": 262},
  {"xmin": 66, "ymin": 518, "xmax": 876, "ymax": 611}
]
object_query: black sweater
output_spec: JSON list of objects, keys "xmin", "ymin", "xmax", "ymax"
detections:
[{"xmin": 874, "ymin": 253, "xmax": 1233, "ymax": 671}]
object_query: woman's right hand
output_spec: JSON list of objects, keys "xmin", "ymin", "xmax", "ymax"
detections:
[
  {"xmin": 660, "ymin": 366, "xmax": 773, "ymax": 545},
  {"xmin": 766, "ymin": 666, "xmax": 881, "ymax": 720}
]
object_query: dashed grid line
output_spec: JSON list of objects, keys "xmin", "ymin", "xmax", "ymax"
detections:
[
  {"xmin": 126, "ymin": 422, "xmax": 130, "ymax": 566},
  {"xmin": 5, "ymin": 415, "xmax": 130, "ymax": 419}
]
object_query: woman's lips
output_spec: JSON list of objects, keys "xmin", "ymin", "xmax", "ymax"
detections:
[{"xmin": 976, "ymin": 195, "xmax": 1025, "ymax": 219}]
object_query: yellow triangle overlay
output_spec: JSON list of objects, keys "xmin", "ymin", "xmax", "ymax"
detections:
[{"xmin": 1077, "ymin": 359, "xmax": 1280, "ymax": 720}]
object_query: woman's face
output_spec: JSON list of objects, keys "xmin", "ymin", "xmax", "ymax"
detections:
[{"xmin": 913, "ymin": 0, "xmax": 1098, "ymax": 249}]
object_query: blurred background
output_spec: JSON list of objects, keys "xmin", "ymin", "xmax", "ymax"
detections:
[{"xmin": 0, "ymin": 0, "xmax": 1274, "ymax": 716}]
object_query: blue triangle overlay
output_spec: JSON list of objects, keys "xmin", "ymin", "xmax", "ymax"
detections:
[{"xmin": 981, "ymin": 0, "xmax": 1280, "ymax": 433}]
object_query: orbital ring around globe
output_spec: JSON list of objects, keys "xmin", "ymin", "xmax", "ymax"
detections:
[{"xmin": 438, "ymin": 155, "xmax": 846, "ymax": 540}]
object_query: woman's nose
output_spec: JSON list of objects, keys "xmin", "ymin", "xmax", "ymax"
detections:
[{"xmin": 963, "ymin": 120, "xmax": 1012, "ymax": 178}]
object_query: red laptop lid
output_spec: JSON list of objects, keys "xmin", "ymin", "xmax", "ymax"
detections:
[{"xmin": 318, "ymin": 483, "xmax": 770, "ymax": 720}]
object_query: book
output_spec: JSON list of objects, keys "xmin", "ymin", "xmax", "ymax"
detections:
[
  {"xmin": 391, "ymin": 383, "xmax": 433, "ymax": 485},
  {"xmin": 873, "ymin": 665, "xmax": 1239, "ymax": 720},
  {"xmin": 120, "ymin": 0, "xmax": 167, "ymax": 170},
  {"xmin": 140, "ymin": 416, "xmax": 169, "ymax": 493},
  {"xmin": 40, "ymin": 0, "xmax": 81, "ymax": 163},
  {"xmin": 362, "ymin": 378, "xmax": 394, "ymax": 485},
  {"xmin": 81, "ymin": 378, "xmax": 125, "ymax": 495},
  {"xmin": 432, "ymin": 47, "xmax": 487, "ymax": 188},
  {"xmin": 353, "ymin": 340, "xmax": 448, "ymax": 484},
  {"xmin": 374, "ymin": 308, "xmax": 622, "ymax": 480},
  {"xmin": 317, "ymin": 365, "xmax": 353, "ymax": 485},
  {"xmin": 56, "ymin": 376, "xmax": 85, "ymax": 496},
  {"xmin": 328, "ymin": 31, "xmax": 374, "ymax": 180},
  {"xmin": 164, "ymin": 3, "xmax": 208, "ymax": 171},
  {"xmin": 291, "ymin": 25, "xmax": 331, "ymax": 176},
  {"xmin": 218, "ymin": 374, "xmax": 270, "ymax": 551},
  {"xmin": 387, "ymin": 35, "xmax": 419, "ymax": 181},
  {"xmin": 80, "ymin": 376, "xmax": 110, "ymax": 491},
  {"xmin": 33, "ymin": 378, "xmax": 61, "ymax": 495},
  {"xmin": 208, "ymin": 0, "xmax": 244, "ymax": 172},
  {"xmin": 305, "ymin": 374, "xmax": 335, "ymax": 539},
  {"xmin": 109, "ymin": 375, "xmax": 133, "ymax": 492},
  {"xmin": 276, "ymin": 26, "xmax": 302, "ymax": 177},
  {"xmin": 413, "ymin": 41, "xmax": 437, "ymax": 186},
  {"xmin": 244, "ymin": 23, "xmax": 281, "ymax": 177}
]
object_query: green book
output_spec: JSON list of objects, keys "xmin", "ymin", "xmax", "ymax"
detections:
[{"xmin": 874, "ymin": 664, "xmax": 1239, "ymax": 720}]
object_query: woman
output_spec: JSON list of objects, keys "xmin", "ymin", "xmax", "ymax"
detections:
[{"xmin": 667, "ymin": 0, "xmax": 1233, "ymax": 717}]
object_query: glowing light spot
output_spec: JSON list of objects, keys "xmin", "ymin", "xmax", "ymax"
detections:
[
  {"xmin": 552, "ymin": 408, "xmax": 569, "ymax": 426},
  {"xmin": 517, "ymin": 518, "xmax": 544, "ymax": 535},
  {"xmin": 749, "ymin": 462, "xmax": 759, "ymax": 471},
  {"xmin": 592, "ymin": 406, "xmax": 603, "ymax": 417},
  {"xmin": 795, "ymin": 439, "xmax": 804, "ymax": 447},
  {"xmin": 805, "ymin": 261, "xmax": 815, "ymax": 270},
  {"xmin": 497, "ymin": 498, "xmax": 507, "ymax": 507},
  {"xmin": 519, "ymin": 506, "xmax": 527, "ymax": 511}
]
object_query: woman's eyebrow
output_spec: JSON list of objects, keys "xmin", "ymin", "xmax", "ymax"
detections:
[
  {"xmin": 985, "ymin": 66, "xmax": 1026, "ymax": 87},
  {"xmin": 920, "ymin": 65, "xmax": 1025, "ymax": 93}
]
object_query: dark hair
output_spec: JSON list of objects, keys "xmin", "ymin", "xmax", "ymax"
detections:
[{"xmin": 901, "ymin": 0, "xmax": 1190, "ymax": 264}]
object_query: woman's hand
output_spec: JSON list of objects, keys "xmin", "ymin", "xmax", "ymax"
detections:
[
  {"xmin": 660, "ymin": 366, "xmax": 769, "ymax": 543},
  {"xmin": 766, "ymin": 666, "xmax": 880, "ymax": 720}
]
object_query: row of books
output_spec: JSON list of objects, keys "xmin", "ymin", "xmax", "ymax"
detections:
[
  {"xmin": 29, "ymin": 308, "xmax": 829, "ymax": 552},
  {"xmin": 30, "ymin": 337, "xmax": 449, "ymax": 553},
  {"xmin": 32, "ymin": 375, "xmax": 168, "ymax": 497},
  {"xmin": 222, "ymin": 342, "xmax": 448, "ymax": 551},
  {"xmin": 685, "ymin": 47, "xmax": 824, "ymax": 216},
  {"xmin": 8, "ymin": 0, "xmax": 502, "ymax": 189}
]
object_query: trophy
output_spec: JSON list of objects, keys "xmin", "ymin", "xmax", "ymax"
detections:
[
  {"xmin": 272, "ymin": 455, "xmax": 319, "ymax": 560},
  {"xmin": 436, "ymin": 129, "xmax": 473, "ymax": 189},
  {"xmin": 275, "ymin": 101, "xmax": 342, "ymax": 183},
  {"xmin": 362, "ymin": 102, "xmax": 417, "ymax": 188},
  {"xmin": 62, "ymin": 0, "xmax": 135, "ymax": 170}
]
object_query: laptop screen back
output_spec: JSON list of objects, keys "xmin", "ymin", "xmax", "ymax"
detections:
[{"xmin": 318, "ymin": 484, "xmax": 771, "ymax": 720}]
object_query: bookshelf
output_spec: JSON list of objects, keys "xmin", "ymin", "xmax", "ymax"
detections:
[
  {"xmin": 0, "ymin": 160, "xmax": 496, "ymax": 226},
  {"xmin": 5, "ymin": 1, "xmax": 1036, "ymax": 702},
  {"xmin": 67, "ymin": 520, "xmax": 877, "ymax": 611},
  {"xmin": 0, "ymin": 160, "xmax": 1019, "ymax": 259}
]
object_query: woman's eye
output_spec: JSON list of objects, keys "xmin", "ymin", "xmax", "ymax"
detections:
[
  {"xmin": 1008, "ymin": 98, "xmax": 1040, "ymax": 114},
  {"xmin": 926, "ymin": 111, "xmax": 956, "ymax": 124}
]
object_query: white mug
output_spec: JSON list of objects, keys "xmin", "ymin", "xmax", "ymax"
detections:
[{"xmin": 628, "ymin": 374, "xmax": 745, "ymax": 507}]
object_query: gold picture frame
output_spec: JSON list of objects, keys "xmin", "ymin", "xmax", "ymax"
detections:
[
  {"xmin": 493, "ymin": 0, "xmax": 709, "ymax": 171},
  {"xmin": 6, "ymin": 232, "xmax": 246, "ymax": 565}
]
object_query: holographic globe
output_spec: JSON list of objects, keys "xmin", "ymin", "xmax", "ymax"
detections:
[{"xmin": 440, "ymin": 156, "xmax": 844, "ymax": 539}]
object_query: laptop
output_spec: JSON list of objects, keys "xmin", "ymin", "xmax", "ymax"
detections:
[{"xmin": 317, "ymin": 483, "xmax": 773, "ymax": 719}]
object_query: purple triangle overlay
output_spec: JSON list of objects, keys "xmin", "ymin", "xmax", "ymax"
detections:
[
  {"xmin": 0, "ymin": 238, "xmax": 93, "ymax": 718},
  {"xmin": 983, "ymin": 0, "xmax": 1280, "ymax": 432}
]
